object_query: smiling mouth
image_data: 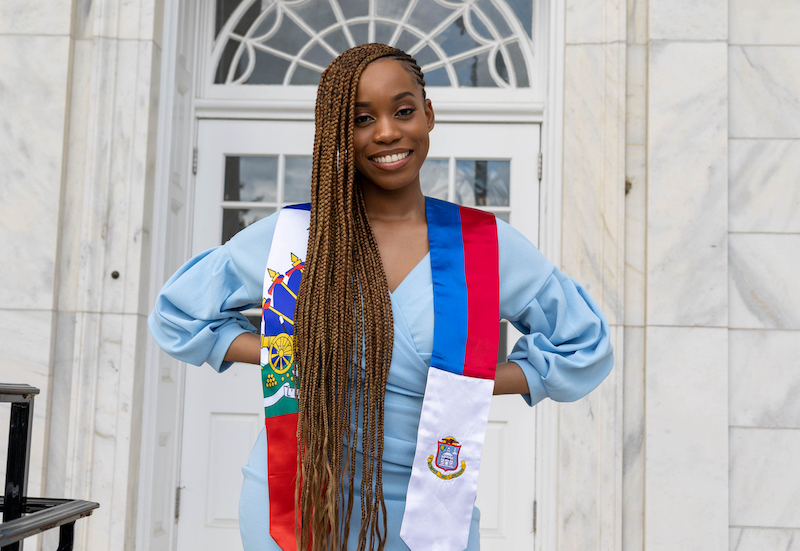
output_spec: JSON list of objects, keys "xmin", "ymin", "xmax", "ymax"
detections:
[{"xmin": 370, "ymin": 151, "xmax": 411, "ymax": 164}]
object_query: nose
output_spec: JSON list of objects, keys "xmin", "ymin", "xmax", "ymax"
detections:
[{"xmin": 373, "ymin": 115, "xmax": 402, "ymax": 144}]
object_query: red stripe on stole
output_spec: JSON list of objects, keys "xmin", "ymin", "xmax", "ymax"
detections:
[
  {"xmin": 265, "ymin": 413, "xmax": 299, "ymax": 551},
  {"xmin": 459, "ymin": 207, "xmax": 500, "ymax": 379}
]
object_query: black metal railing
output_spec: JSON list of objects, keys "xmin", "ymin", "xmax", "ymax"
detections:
[{"xmin": 0, "ymin": 384, "xmax": 99, "ymax": 551}]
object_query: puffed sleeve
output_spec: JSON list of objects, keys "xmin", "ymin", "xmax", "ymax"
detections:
[
  {"xmin": 497, "ymin": 221, "xmax": 614, "ymax": 406},
  {"xmin": 148, "ymin": 212, "xmax": 280, "ymax": 372}
]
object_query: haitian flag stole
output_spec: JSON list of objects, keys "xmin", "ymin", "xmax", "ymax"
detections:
[
  {"xmin": 260, "ymin": 203, "xmax": 310, "ymax": 551},
  {"xmin": 400, "ymin": 197, "xmax": 500, "ymax": 551}
]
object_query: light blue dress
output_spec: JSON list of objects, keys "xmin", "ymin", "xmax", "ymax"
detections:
[{"xmin": 148, "ymin": 209, "xmax": 614, "ymax": 550}]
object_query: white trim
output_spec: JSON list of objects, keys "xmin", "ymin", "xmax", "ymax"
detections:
[
  {"xmin": 194, "ymin": 97, "xmax": 544, "ymax": 122},
  {"xmin": 198, "ymin": 84, "xmax": 541, "ymax": 102},
  {"xmin": 139, "ymin": 2, "xmax": 201, "ymax": 550},
  {"xmin": 137, "ymin": 0, "xmax": 180, "ymax": 547},
  {"xmin": 534, "ymin": 0, "xmax": 565, "ymax": 550}
]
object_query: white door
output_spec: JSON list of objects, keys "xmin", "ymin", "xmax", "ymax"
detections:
[{"xmin": 178, "ymin": 118, "xmax": 540, "ymax": 550}]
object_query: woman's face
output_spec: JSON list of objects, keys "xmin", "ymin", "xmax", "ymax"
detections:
[{"xmin": 352, "ymin": 58, "xmax": 435, "ymax": 195}]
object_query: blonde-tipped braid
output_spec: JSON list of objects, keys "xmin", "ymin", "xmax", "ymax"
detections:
[{"xmin": 294, "ymin": 44, "xmax": 427, "ymax": 551}]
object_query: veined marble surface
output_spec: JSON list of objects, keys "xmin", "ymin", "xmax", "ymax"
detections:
[
  {"xmin": 72, "ymin": 0, "xmax": 163, "ymax": 44},
  {"xmin": 730, "ymin": 0, "xmax": 800, "ymax": 45},
  {"xmin": 730, "ymin": 46, "xmax": 800, "ymax": 138},
  {"xmin": 625, "ymin": 43, "xmax": 647, "ymax": 328},
  {"xmin": 730, "ymin": 527, "xmax": 800, "ymax": 551},
  {"xmin": 0, "ymin": 35, "xmax": 71, "ymax": 311},
  {"xmin": 729, "ymin": 233, "xmax": 800, "ymax": 329},
  {"xmin": 647, "ymin": 41, "xmax": 728, "ymax": 327},
  {"xmin": 627, "ymin": 0, "xmax": 647, "ymax": 44},
  {"xmin": 626, "ymin": 44, "xmax": 647, "ymax": 147},
  {"xmin": 562, "ymin": 42, "xmax": 626, "ymax": 325},
  {"xmin": 622, "ymin": 326, "xmax": 644, "ymax": 551},
  {"xmin": 649, "ymin": 0, "xmax": 727, "ymax": 40},
  {"xmin": 646, "ymin": 326, "xmax": 728, "ymax": 551},
  {"xmin": 0, "ymin": 0, "xmax": 72, "ymax": 35},
  {"xmin": 730, "ymin": 428, "xmax": 800, "ymax": 528},
  {"xmin": 557, "ymin": 325, "xmax": 622, "ymax": 550},
  {"xmin": 730, "ymin": 330, "xmax": 800, "ymax": 429},
  {"xmin": 729, "ymin": 139, "xmax": 800, "ymax": 233},
  {"xmin": 566, "ymin": 0, "xmax": 624, "ymax": 44},
  {"xmin": 624, "ymin": 143, "xmax": 646, "ymax": 326}
]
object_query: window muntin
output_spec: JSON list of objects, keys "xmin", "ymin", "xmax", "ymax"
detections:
[{"xmin": 212, "ymin": 0, "xmax": 535, "ymax": 89}]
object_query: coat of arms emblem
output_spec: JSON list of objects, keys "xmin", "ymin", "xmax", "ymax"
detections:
[{"xmin": 427, "ymin": 436, "xmax": 466, "ymax": 479}]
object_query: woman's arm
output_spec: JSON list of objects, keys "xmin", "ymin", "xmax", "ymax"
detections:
[
  {"xmin": 224, "ymin": 332, "xmax": 261, "ymax": 365},
  {"xmin": 497, "ymin": 221, "xmax": 614, "ymax": 406},
  {"xmin": 493, "ymin": 361, "xmax": 529, "ymax": 395},
  {"xmin": 149, "ymin": 213, "xmax": 279, "ymax": 371}
]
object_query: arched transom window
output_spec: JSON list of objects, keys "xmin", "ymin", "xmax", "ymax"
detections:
[{"xmin": 211, "ymin": 0, "xmax": 536, "ymax": 89}]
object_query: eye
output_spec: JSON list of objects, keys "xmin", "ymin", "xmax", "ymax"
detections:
[
  {"xmin": 396, "ymin": 107, "xmax": 416, "ymax": 117},
  {"xmin": 354, "ymin": 114, "xmax": 373, "ymax": 124}
]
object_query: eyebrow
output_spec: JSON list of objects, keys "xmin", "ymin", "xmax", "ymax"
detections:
[{"xmin": 355, "ymin": 91, "xmax": 416, "ymax": 107}]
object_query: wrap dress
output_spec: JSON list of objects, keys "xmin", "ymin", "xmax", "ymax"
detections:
[{"xmin": 148, "ymin": 207, "xmax": 614, "ymax": 550}]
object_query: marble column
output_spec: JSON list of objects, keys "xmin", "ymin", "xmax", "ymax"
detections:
[
  {"xmin": 558, "ymin": 0, "xmax": 626, "ymax": 548},
  {"xmin": 644, "ymin": 0, "xmax": 729, "ymax": 549},
  {"xmin": 622, "ymin": 0, "xmax": 647, "ymax": 548}
]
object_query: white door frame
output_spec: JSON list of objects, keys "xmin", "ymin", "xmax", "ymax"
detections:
[{"xmin": 140, "ymin": 1, "xmax": 566, "ymax": 549}]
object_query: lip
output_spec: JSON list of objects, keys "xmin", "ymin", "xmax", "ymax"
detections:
[{"xmin": 368, "ymin": 150, "xmax": 413, "ymax": 170}]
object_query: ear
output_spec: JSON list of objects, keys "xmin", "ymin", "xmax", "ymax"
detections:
[{"xmin": 424, "ymin": 99, "xmax": 435, "ymax": 132}]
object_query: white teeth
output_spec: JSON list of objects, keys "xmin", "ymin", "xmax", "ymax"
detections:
[{"xmin": 372, "ymin": 151, "xmax": 410, "ymax": 164}]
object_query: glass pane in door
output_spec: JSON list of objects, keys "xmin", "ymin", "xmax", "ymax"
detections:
[
  {"xmin": 224, "ymin": 156, "xmax": 278, "ymax": 202},
  {"xmin": 220, "ymin": 154, "xmax": 313, "ymax": 243},
  {"xmin": 420, "ymin": 157, "xmax": 511, "ymax": 221},
  {"xmin": 284, "ymin": 157, "xmax": 313, "ymax": 203},
  {"xmin": 455, "ymin": 160, "xmax": 510, "ymax": 207}
]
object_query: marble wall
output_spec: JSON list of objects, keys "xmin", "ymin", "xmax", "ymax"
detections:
[
  {"xmin": 0, "ymin": 1, "xmax": 163, "ymax": 550},
  {"xmin": 0, "ymin": 5, "xmax": 73, "ymax": 550},
  {"xmin": 622, "ymin": 0, "xmax": 800, "ymax": 549},
  {"xmin": 727, "ymin": 0, "xmax": 800, "ymax": 547}
]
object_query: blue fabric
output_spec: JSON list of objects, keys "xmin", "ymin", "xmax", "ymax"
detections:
[
  {"xmin": 284, "ymin": 202, "xmax": 311, "ymax": 211},
  {"xmin": 149, "ymin": 207, "xmax": 615, "ymax": 550},
  {"xmin": 425, "ymin": 197, "xmax": 468, "ymax": 376}
]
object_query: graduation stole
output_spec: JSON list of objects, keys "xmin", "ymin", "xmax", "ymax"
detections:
[{"xmin": 260, "ymin": 198, "xmax": 499, "ymax": 551}]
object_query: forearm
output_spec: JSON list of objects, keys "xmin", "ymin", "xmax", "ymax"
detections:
[
  {"xmin": 224, "ymin": 332, "xmax": 261, "ymax": 365},
  {"xmin": 493, "ymin": 361, "xmax": 529, "ymax": 395}
]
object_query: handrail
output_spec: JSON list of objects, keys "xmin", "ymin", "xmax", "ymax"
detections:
[
  {"xmin": 0, "ymin": 500, "xmax": 99, "ymax": 548},
  {"xmin": 0, "ymin": 385, "xmax": 39, "ymax": 403},
  {"xmin": 1, "ymin": 384, "xmax": 99, "ymax": 551}
]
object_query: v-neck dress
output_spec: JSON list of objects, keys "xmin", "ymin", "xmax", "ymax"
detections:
[{"xmin": 149, "ymin": 207, "xmax": 614, "ymax": 550}]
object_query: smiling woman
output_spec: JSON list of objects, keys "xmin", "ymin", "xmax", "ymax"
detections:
[{"xmin": 149, "ymin": 43, "xmax": 613, "ymax": 551}]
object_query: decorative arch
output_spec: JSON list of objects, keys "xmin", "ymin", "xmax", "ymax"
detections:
[{"xmin": 211, "ymin": 0, "xmax": 535, "ymax": 88}]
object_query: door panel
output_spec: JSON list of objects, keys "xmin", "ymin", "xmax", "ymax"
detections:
[{"xmin": 179, "ymin": 119, "xmax": 539, "ymax": 550}]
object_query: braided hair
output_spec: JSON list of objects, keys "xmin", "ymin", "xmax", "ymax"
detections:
[{"xmin": 294, "ymin": 44, "xmax": 427, "ymax": 551}]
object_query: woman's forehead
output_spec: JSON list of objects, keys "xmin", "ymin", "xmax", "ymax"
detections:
[{"xmin": 356, "ymin": 58, "xmax": 422, "ymax": 101}]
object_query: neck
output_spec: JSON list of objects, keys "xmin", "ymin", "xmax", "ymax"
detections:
[{"xmin": 360, "ymin": 181, "xmax": 427, "ymax": 223}]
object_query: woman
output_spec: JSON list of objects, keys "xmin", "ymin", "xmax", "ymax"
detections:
[{"xmin": 149, "ymin": 44, "xmax": 613, "ymax": 551}]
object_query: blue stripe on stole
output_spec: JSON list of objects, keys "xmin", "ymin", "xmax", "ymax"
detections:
[
  {"xmin": 285, "ymin": 203, "xmax": 311, "ymax": 211},
  {"xmin": 425, "ymin": 197, "xmax": 468, "ymax": 376}
]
